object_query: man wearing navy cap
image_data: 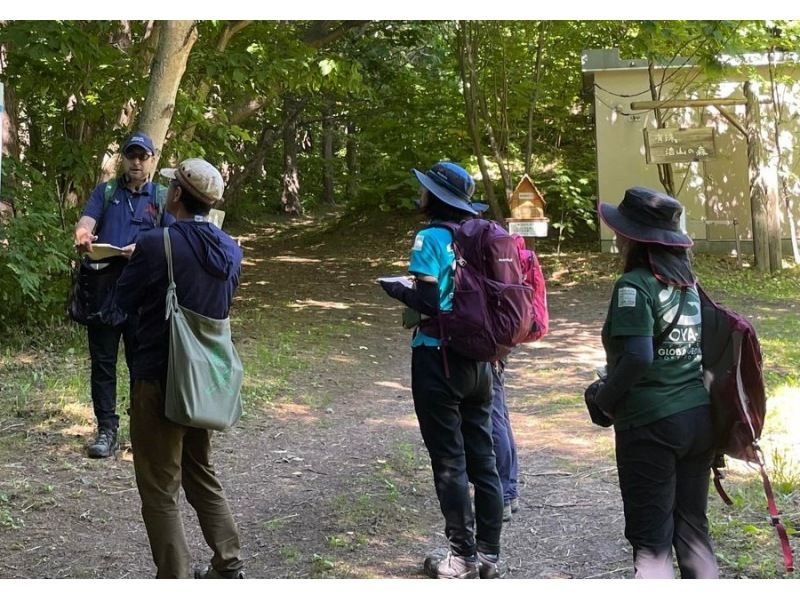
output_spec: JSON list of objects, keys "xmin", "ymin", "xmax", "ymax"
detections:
[{"xmin": 73, "ymin": 131, "xmax": 173, "ymax": 458}]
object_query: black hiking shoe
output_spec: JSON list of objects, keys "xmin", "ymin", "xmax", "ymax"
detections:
[
  {"xmin": 87, "ymin": 428, "xmax": 118, "ymax": 459},
  {"xmin": 477, "ymin": 552, "xmax": 501, "ymax": 579},
  {"xmin": 194, "ymin": 565, "xmax": 245, "ymax": 579}
]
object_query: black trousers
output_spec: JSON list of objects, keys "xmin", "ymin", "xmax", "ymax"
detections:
[
  {"xmin": 615, "ymin": 404, "xmax": 719, "ymax": 578},
  {"xmin": 411, "ymin": 346, "xmax": 503, "ymax": 556},
  {"xmin": 87, "ymin": 316, "xmax": 138, "ymax": 431}
]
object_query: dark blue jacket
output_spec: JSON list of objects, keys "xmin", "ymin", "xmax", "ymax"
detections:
[{"xmin": 114, "ymin": 219, "xmax": 243, "ymax": 380}]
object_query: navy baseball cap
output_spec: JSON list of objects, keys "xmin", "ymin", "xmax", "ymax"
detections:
[
  {"xmin": 122, "ymin": 131, "xmax": 156, "ymax": 156},
  {"xmin": 413, "ymin": 161, "xmax": 488, "ymax": 215}
]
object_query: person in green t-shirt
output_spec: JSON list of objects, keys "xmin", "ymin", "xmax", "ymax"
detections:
[{"xmin": 584, "ymin": 187, "xmax": 718, "ymax": 579}]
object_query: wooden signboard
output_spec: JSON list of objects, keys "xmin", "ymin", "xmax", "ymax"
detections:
[{"xmin": 644, "ymin": 127, "xmax": 716, "ymax": 164}]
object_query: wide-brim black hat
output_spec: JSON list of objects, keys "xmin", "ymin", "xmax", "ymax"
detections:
[{"xmin": 599, "ymin": 186, "xmax": 693, "ymax": 248}]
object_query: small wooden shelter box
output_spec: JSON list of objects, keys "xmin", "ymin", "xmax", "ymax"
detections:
[
  {"xmin": 508, "ymin": 174, "xmax": 548, "ymax": 237},
  {"xmin": 509, "ymin": 174, "xmax": 546, "ymax": 219}
]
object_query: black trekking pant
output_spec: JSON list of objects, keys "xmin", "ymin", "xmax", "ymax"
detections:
[
  {"xmin": 87, "ymin": 316, "xmax": 138, "ymax": 431},
  {"xmin": 615, "ymin": 404, "xmax": 719, "ymax": 578},
  {"xmin": 411, "ymin": 346, "xmax": 503, "ymax": 556}
]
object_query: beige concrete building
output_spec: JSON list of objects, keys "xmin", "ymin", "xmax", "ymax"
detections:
[{"xmin": 582, "ymin": 48, "xmax": 800, "ymax": 254}]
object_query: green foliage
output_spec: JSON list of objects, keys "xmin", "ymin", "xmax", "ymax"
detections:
[
  {"xmin": 0, "ymin": 159, "xmax": 73, "ymax": 330},
  {"xmin": 3, "ymin": 18, "xmax": 797, "ymax": 322},
  {"xmin": 538, "ymin": 164, "xmax": 598, "ymax": 243}
]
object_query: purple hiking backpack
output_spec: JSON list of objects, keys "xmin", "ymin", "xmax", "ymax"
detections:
[
  {"xmin": 699, "ymin": 284, "xmax": 794, "ymax": 572},
  {"xmin": 419, "ymin": 219, "xmax": 533, "ymax": 364}
]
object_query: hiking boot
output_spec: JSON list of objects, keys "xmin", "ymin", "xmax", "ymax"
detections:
[
  {"xmin": 87, "ymin": 428, "xmax": 118, "ymax": 459},
  {"xmin": 193, "ymin": 565, "xmax": 245, "ymax": 579},
  {"xmin": 510, "ymin": 497, "xmax": 520, "ymax": 513},
  {"xmin": 423, "ymin": 549, "xmax": 478, "ymax": 579},
  {"xmin": 477, "ymin": 552, "xmax": 501, "ymax": 579},
  {"xmin": 502, "ymin": 503, "xmax": 512, "ymax": 522}
]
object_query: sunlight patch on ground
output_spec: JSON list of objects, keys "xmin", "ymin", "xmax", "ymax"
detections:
[
  {"xmin": 270, "ymin": 255, "xmax": 322, "ymax": 264},
  {"xmin": 60, "ymin": 422, "xmax": 93, "ymax": 437},
  {"xmin": 374, "ymin": 380, "xmax": 411, "ymax": 392},
  {"xmin": 241, "ymin": 257, "xmax": 265, "ymax": 266},
  {"xmin": 270, "ymin": 403, "xmax": 320, "ymax": 425},
  {"xmin": 327, "ymin": 355, "xmax": 357, "ymax": 364},
  {"xmin": 288, "ymin": 299, "xmax": 353, "ymax": 311},
  {"xmin": 364, "ymin": 416, "xmax": 418, "ymax": 431},
  {"xmin": 760, "ymin": 384, "xmax": 800, "ymax": 475}
]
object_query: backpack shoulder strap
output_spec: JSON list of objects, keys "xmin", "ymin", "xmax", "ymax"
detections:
[
  {"xmin": 103, "ymin": 179, "xmax": 118, "ymax": 211},
  {"xmin": 154, "ymin": 183, "xmax": 168, "ymax": 227}
]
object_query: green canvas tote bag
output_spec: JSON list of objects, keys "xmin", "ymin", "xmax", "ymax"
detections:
[{"xmin": 163, "ymin": 228, "xmax": 243, "ymax": 431}]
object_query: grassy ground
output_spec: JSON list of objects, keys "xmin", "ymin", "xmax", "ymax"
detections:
[{"xmin": 0, "ymin": 212, "xmax": 798, "ymax": 577}]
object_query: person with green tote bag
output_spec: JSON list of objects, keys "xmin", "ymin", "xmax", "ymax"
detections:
[{"xmin": 110, "ymin": 158, "xmax": 245, "ymax": 579}]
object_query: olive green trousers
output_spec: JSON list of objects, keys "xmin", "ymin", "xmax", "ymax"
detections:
[{"xmin": 130, "ymin": 379, "xmax": 243, "ymax": 578}]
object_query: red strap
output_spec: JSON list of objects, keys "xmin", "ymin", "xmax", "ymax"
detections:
[
  {"xmin": 712, "ymin": 467, "xmax": 734, "ymax": 506},
  {"xmin": 754, "ymin": 447, "xmax": 795, "ymax": 572}
]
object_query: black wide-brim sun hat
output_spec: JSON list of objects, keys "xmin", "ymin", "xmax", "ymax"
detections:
[
  {"xmin": 413, "ymin": 167, "xmax": 488, "ymax": 215},
  {"xmin": 599, "ymin": 186, "xmax": 693, "ymax": 248}
]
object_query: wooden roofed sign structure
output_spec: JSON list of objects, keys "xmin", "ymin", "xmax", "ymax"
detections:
[
  {"xmin": 507, "ymin": 174, "xmax": 549, "ymax": 238},
  {"xmin": 631, "ymin": 86, "xmax": 781, "ymax": 273}
]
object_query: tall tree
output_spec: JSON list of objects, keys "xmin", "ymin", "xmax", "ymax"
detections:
[{"xmin": 137, "ymin": 20, "xmax": 198, "ymax": 164}]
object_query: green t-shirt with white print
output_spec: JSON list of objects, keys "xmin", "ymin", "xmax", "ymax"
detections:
[{"xmin": 601, "ymin": 267, "xmax": 709, "ymax": 430}]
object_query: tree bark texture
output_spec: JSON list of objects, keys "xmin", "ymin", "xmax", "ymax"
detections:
[
  {"xmin": 648, "ymin": 61, "xmax": 675, "ymax": 197},
  {"xmin": 137, "ymin": 20, "xmax": 198, "ymax": 168},
  {"xmin": 524, "ymin": 21, "xmax": 546, "ymax": 175},
  {"xmin": 281, "ymin": 95, "xmax": 302, "ymax": 215},
  {"xmin": 322, "ymin": 99, "xmax": 336, "ymax": 205},
  {"xmin": 456, "ymin": 22, "xmax": 503, "ymax": 225},
  {"xmin": 744, "ymin": 81, "xmax": 773, "ymax": 272},
  {"xmin": 345, "ymin": 121, "xmax": 359, "ymax": 202},
  {"xmin": 767, "ymin": 50, "xmax": 799, "ymax": 264}
]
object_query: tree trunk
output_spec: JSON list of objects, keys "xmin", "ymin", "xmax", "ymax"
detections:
[
  {"xmin": 767, "ymin": 48, "xmax": 799, "ymax": 264},
  {"xmin": 281, "ymin": 95, "xmax": 302, "ymax": 216},
  {"xmin": 224, "ymin": 99, "xmax": 307, "ymax": 206},
  {"xmin": 137, "ymin": 20, "xmax": 198, "ymax": 168},
  {"xmin": 456, "ymin": 22, "xmax": 502, "ymax": 225},
  {"xmin": 648, "ymin": 61, "xmax": 675, "ymax": 197},
  {"xmin": 744, "ymin": 81, "xmax": 772, "ymax": 273},
  {"xmin": 321, "ymin": 98, "xmax": 336, "ymax": 205},
  {"xmin": 345, "ymin": 121, "xmax": 359, "ymax": 201},
  {"xmin": 102, "ymin": 20, "xmax": 161, "ymax": 182},
  {"xmin": 467, "ymin": 23, "xmax": 511, "ymax": 213},
  {"xmin": 524, "ymin": 21, "xmax": 546, "ymax": 175}
]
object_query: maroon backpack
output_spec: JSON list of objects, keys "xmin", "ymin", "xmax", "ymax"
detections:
[
  {"xmin": 419, "ymin": 219, "xmax": 533, "ymax": 365},
  {"xmin": 699, "ymin": 284, "xmax": 794, "ymax": 572}
]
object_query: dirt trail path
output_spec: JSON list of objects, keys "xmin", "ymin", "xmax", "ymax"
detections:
[{"xmin": 0, "ymin": 214, "xmax": 631, "ymax": 579}]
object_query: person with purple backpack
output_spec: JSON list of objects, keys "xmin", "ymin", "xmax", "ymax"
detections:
[
  {"xmin": 379, "ymin": 161, "xmax": 504, "ymax": 579},
  {"xmin": 584, "ymin": 187, "xmax": 718, "ymax": 578}
]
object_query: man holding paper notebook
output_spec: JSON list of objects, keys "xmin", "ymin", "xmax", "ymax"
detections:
[{"xmin": 73, "ymin": 131, "xmax": 173, "ymax": 458}]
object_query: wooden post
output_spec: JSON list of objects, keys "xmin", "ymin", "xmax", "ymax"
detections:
[{"xmin": 744, "ymin": 82, "xmax": 771, "ymax": 273}]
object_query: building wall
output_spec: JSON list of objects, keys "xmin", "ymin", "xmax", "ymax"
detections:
[{"xmin": 591, "ymin": 60, "xmax": 800, "ymax": 254}]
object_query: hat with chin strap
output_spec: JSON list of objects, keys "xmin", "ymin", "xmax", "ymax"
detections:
[{"xmin": 412, "ymin": 161, "xmax": 488, "ymax": 215}]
